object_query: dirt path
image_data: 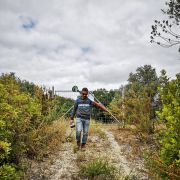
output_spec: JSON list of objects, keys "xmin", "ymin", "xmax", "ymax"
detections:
[
  {"xmin": 102, "ymin": 129, "xmax": 148, "ymax": 179},
  {"xmin": 49, "ymin": 142, "xmax": 79, "ymax": 180},
  {"xmin": 102, "ymin": 129, "xmax": 132, "ymax": 175},
  {"xmin": 28, "ymin": 127, "xmax": 148, "ymax": 179}
]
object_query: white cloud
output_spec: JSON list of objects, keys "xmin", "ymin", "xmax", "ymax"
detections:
[{"xmin": 0, "ymin": 0, "xmax": 179, "ymax": 91}]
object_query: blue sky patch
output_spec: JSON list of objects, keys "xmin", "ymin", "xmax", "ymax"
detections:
[
  {"xmin": 19, "ymin": 15, "xmax": 37, "ymax": 30},
  {"xmin": 81, "ymin": 47, "xmax": 92, "ymax": 54}
]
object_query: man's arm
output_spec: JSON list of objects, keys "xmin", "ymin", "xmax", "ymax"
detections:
[
  {"xmin": 92, "ymin": 101, "xmax": 109, "ymax": 112},
  {"xmin": 70, "ymin": 101, "xmax": 78, "ymax": 120}
]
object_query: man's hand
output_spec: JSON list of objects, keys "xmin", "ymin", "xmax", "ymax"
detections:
[
  {"xmin": 70, "ymin": 119, "xmax": 75, "ymax": 128},
  {"xmin": 70, "ymin": 119, "xmax": 74, "ymax": 125}
]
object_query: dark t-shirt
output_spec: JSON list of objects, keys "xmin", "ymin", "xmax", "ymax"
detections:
[{"xmin": 71, "ymin": 97, "xmax": 93, "ymax": 120}]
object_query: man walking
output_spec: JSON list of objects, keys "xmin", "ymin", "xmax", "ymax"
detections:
[{"xmin": 70, "ymin": 87, "xmax": 108, "ymax": 150}]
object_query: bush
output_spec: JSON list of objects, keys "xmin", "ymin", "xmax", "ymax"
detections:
[
  {"xmin": 109, "ymin": 90, "xmax": 153, "ymax": 133},
  {"xmin": 26, "ymin": 119, "xmax": 67, "ymax": 159},
  {"xmin": 0, "ymin": 164, "xmax": 20, "ymax": 180},
  {"xmin": 0, "ymin": 141, "xmax": 11, "ymax": 164},
  {"xmin": 0, "ymin": 73, "xmax": 69, "ymax": 178},
  {"xmin": 80, "ymin": 158, "xmax": 117, "ymax": 180},
  {"xmin": 145, "ymin": 73, "xmax": 180, "ymax": 179}
]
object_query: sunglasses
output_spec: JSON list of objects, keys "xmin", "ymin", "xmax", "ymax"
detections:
[{"xmin": 82, "ymin": 93, "xmax": 88, "ymax": 96}]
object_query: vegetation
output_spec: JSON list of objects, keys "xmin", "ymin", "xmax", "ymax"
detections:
[
  {"xmin": 109, "ymin": 65, "xmax": 159, "ymax": 133},
  {"xmin": 0, "ymin": 64, "xmax": 179, "ymax": 179},
  {"xmin": 150, "ymin": 0, "xmax": 180, "ymax": 51},
  {"xmin": 80, "ymin": 158, "xmax": 118, "ymax": 180},
  {"xmin": 109, "ymin": 65, "xmax": 180, "ymax": 179},
  {"xmin": 91, "ymin": 88, "xmax": 117, "ymax": 123},
  {"xmin": 145, "ymin": 73, "xmax": 180, "ymax": 179},
  {"xmin": 148, "ymin": 2, "xmax": 180, "ymax": 176},
  {"xmin": 0, "ymin": 73, "xmax": 70, "ymax": 179}
]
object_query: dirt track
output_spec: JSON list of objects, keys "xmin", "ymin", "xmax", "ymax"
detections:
[{"xmin": 27, "ymin": 127, "xmax": 148, "ymax": 179}]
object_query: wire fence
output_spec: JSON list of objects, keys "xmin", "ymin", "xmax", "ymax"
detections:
[{"xmin": 55, "ymin": 90, "xmax": 120, "ymax": 124}]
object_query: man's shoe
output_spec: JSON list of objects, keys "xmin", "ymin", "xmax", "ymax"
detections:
[
  {"xmin": 77, "ymin": 142, "xmax": 81, "ymax": 150},
  {"xmin": 81, "ymin": 143, "xmax": 86, "ymax": 150}
]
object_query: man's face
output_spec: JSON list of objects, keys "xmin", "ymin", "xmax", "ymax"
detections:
[{"xmin": 81, "ymin": 91, "xmax": 88, "ymax": 99}]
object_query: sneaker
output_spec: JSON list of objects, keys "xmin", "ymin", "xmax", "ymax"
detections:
[
  {"xmin": 81, "ymin": 143, "xmax": 86, "ymax": 150},
  {"xmin": 77, "ymin": 142, "xmax": 81, "ymax": 150}
]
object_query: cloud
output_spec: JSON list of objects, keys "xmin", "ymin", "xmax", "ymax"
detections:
[
  {"xmin": 0, "ymin": 0, "xmax": 179, "ymax": 91},
  {"xmin": 19, "ymin": 15, "xmax": 37, "ymax": 30}
]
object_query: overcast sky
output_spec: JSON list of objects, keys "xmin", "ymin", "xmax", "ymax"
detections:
[{"xmin": 0, "ymin": 0, "xmax": 179, "ymax": 91}]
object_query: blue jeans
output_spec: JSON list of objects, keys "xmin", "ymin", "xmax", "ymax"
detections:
[{"xmin": 76, "ymin": 118, "xmax": 90, "ymax": 144}]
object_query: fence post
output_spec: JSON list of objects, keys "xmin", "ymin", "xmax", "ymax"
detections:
[{"xmin": 52, "ymin": 86, "xmax": 55, "ymax": 98}]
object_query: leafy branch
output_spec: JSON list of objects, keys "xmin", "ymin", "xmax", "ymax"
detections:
[{"xmin": 150, "ymin": 0, "xmax": 180, "ymax": 50}]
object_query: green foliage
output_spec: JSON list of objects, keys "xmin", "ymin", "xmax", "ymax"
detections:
[
  {"xmin": 124, "ymin": 174, "xmax": 139, "ymax": 180},
  {"xmin": 18, "ymin": 79, "xmax": 37, "ymax": 97},
  {"xmin": 128, "ymin": 65, "xmax": 158, "ymax": 85},
  {"xmin": 54, "ymin": 96, "xmax": 74, "ymax": 117},
  {"xmin": 92, "ymin": 89, "xmax": 116, "ymax": 122},
  {"xmin": 0, "ymin": 164, "xmax": 20, "ymax": 180},
  {"xmin": 0, "ymin": 73, "xmax": 44, "ymax": 178},
  {"xmin": 45, "ymin": 95, "xmax": 74, "ymax": 122},
  {"xmin": 128, "ymin": 65, "xmax": 159, "ymax": 122},
  {"xmin": 128, "ymin": 65, "xmax": 158, "ymax": 98},
  {"xmin": 110, "ymin": 89, "xmax": 153, "ymax": 132},
  {"xmin": 159, "ymin": 69, "xmax": 169, "ymax": 88},
  {"xmin": 0, "ymin": 73, "xmax": 69, "ymax": 178},
  {"xmin": 145, "ymin": 151, "xmax": 180, "ymax": 179},
  {"xmin": 109, "ymin": 65, "xmax": 158, "ymax": 132},
  {"xmin": 145, "ymin": 73, "xmax": 180, "ymax": 179},
  {"xmin": 0, "ymin": 141, "xmax": 11, "ymax": 163},
  {"xmin": 80, "ymin": 158, "xmax": 117, "ymax": 180},
  {"xmin": 157, "ymin": 73, "xmax": 180, "ymax": 166}
]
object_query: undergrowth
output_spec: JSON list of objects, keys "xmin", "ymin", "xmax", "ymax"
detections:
[{"xmin": 80, "ymin": 158, "xmax": 118, "ymax": 180}]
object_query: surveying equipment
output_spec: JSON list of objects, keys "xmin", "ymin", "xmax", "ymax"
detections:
[{"xmin": 72, "ymin": 86, "xmax": 121, "ymax": 124}]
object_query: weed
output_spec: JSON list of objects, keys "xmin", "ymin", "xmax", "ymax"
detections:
[
  {"xmin": 80, "ymin": 158, "xmax": 118, "ymax": 180},
  {"xmin": 26, "ymin": 119, "xmax": 68, "ymax": 159},
  {"xmin": 124, "ymin": 174, "xmax": 139, "ymax": 180},
  {"xmin": 77, "ymin": 152, "xmax": 86, "ymax": 162},
  {"xmin": 73, "ymin": 143, "xmax": 80, "ymax": 153},
  {"xmin": 89, "ymin": 120, "xmax": 104, "ymax": 136},
  {"xmin": 94, "ymin": 128, "xmax": 107, "ymax": 140}
]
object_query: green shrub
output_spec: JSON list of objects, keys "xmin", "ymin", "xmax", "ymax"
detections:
[
  {"xmin": 0, "ymin": 73, "xmax": 69, "ymax": 178},
  {"xmin": 0, "ymin": 141, "xmax": 11, "ymax": 163},
  {"xmin": 157, "ymin": 74, "xmax": 180, "ymax": 166},
  {"xmin": 110, "ymin": 90, "xmax": 153, "ymax": 133},
  {"xmin": 124, "ymin": 174, "xmax": 139, "ymax": 180},
  {"xmin": 145, "ymin": 73, "xmax": 180, "ymax": 179},
  {"xmin": 80, "ymin": 158, "xmax": 117, "ymax": 180},
  {"xmin": 0, "ymin": 164, "xmax": 20, "ymax": 180}
]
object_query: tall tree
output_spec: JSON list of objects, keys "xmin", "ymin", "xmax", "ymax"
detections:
[
  {"xmin": 128, "ymin": 65, "xmax": 158, "ymax": 98},
  {"xmin": 150, "ymin": 0, "xmax": 180, "ymax": 51},
  {"xmin": 127, "ymin": 65, "xmax": 159, "ymax": 129},
  {"xmin": 147, "ymin": 73, "xmax": 180, "ymax": 179}
]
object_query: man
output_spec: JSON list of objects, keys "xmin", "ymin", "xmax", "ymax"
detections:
[{"xmin": 70, "ymin": 87, "xmax": 108, "ymax": 150}]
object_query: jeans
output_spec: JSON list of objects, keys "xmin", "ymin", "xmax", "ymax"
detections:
[{"xmin": 76, "ymin": 118, "xmax": 90, "ymax": 144}]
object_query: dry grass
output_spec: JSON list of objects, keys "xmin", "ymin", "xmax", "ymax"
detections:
[
  {"xmin": 47, "ymin": 119, "xmax": 68, "ymax": 150},
  {"xmin": 26, "ymin": 118, "xmax": 68, "ymax": 160},
  {"xmin": 88, "ymin": 119, "xmax": 104, "ymax": 135},
  {"xmin": 107, "ymin": 126, "xmax": 145, "ymax": 160},
  {"xmin": 76, "ymin": 152, "xmax": 86, "ymax": 165},
  {"xmin": 79, "ymin": 157, "xmax": 118, "ymax": 180}
]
